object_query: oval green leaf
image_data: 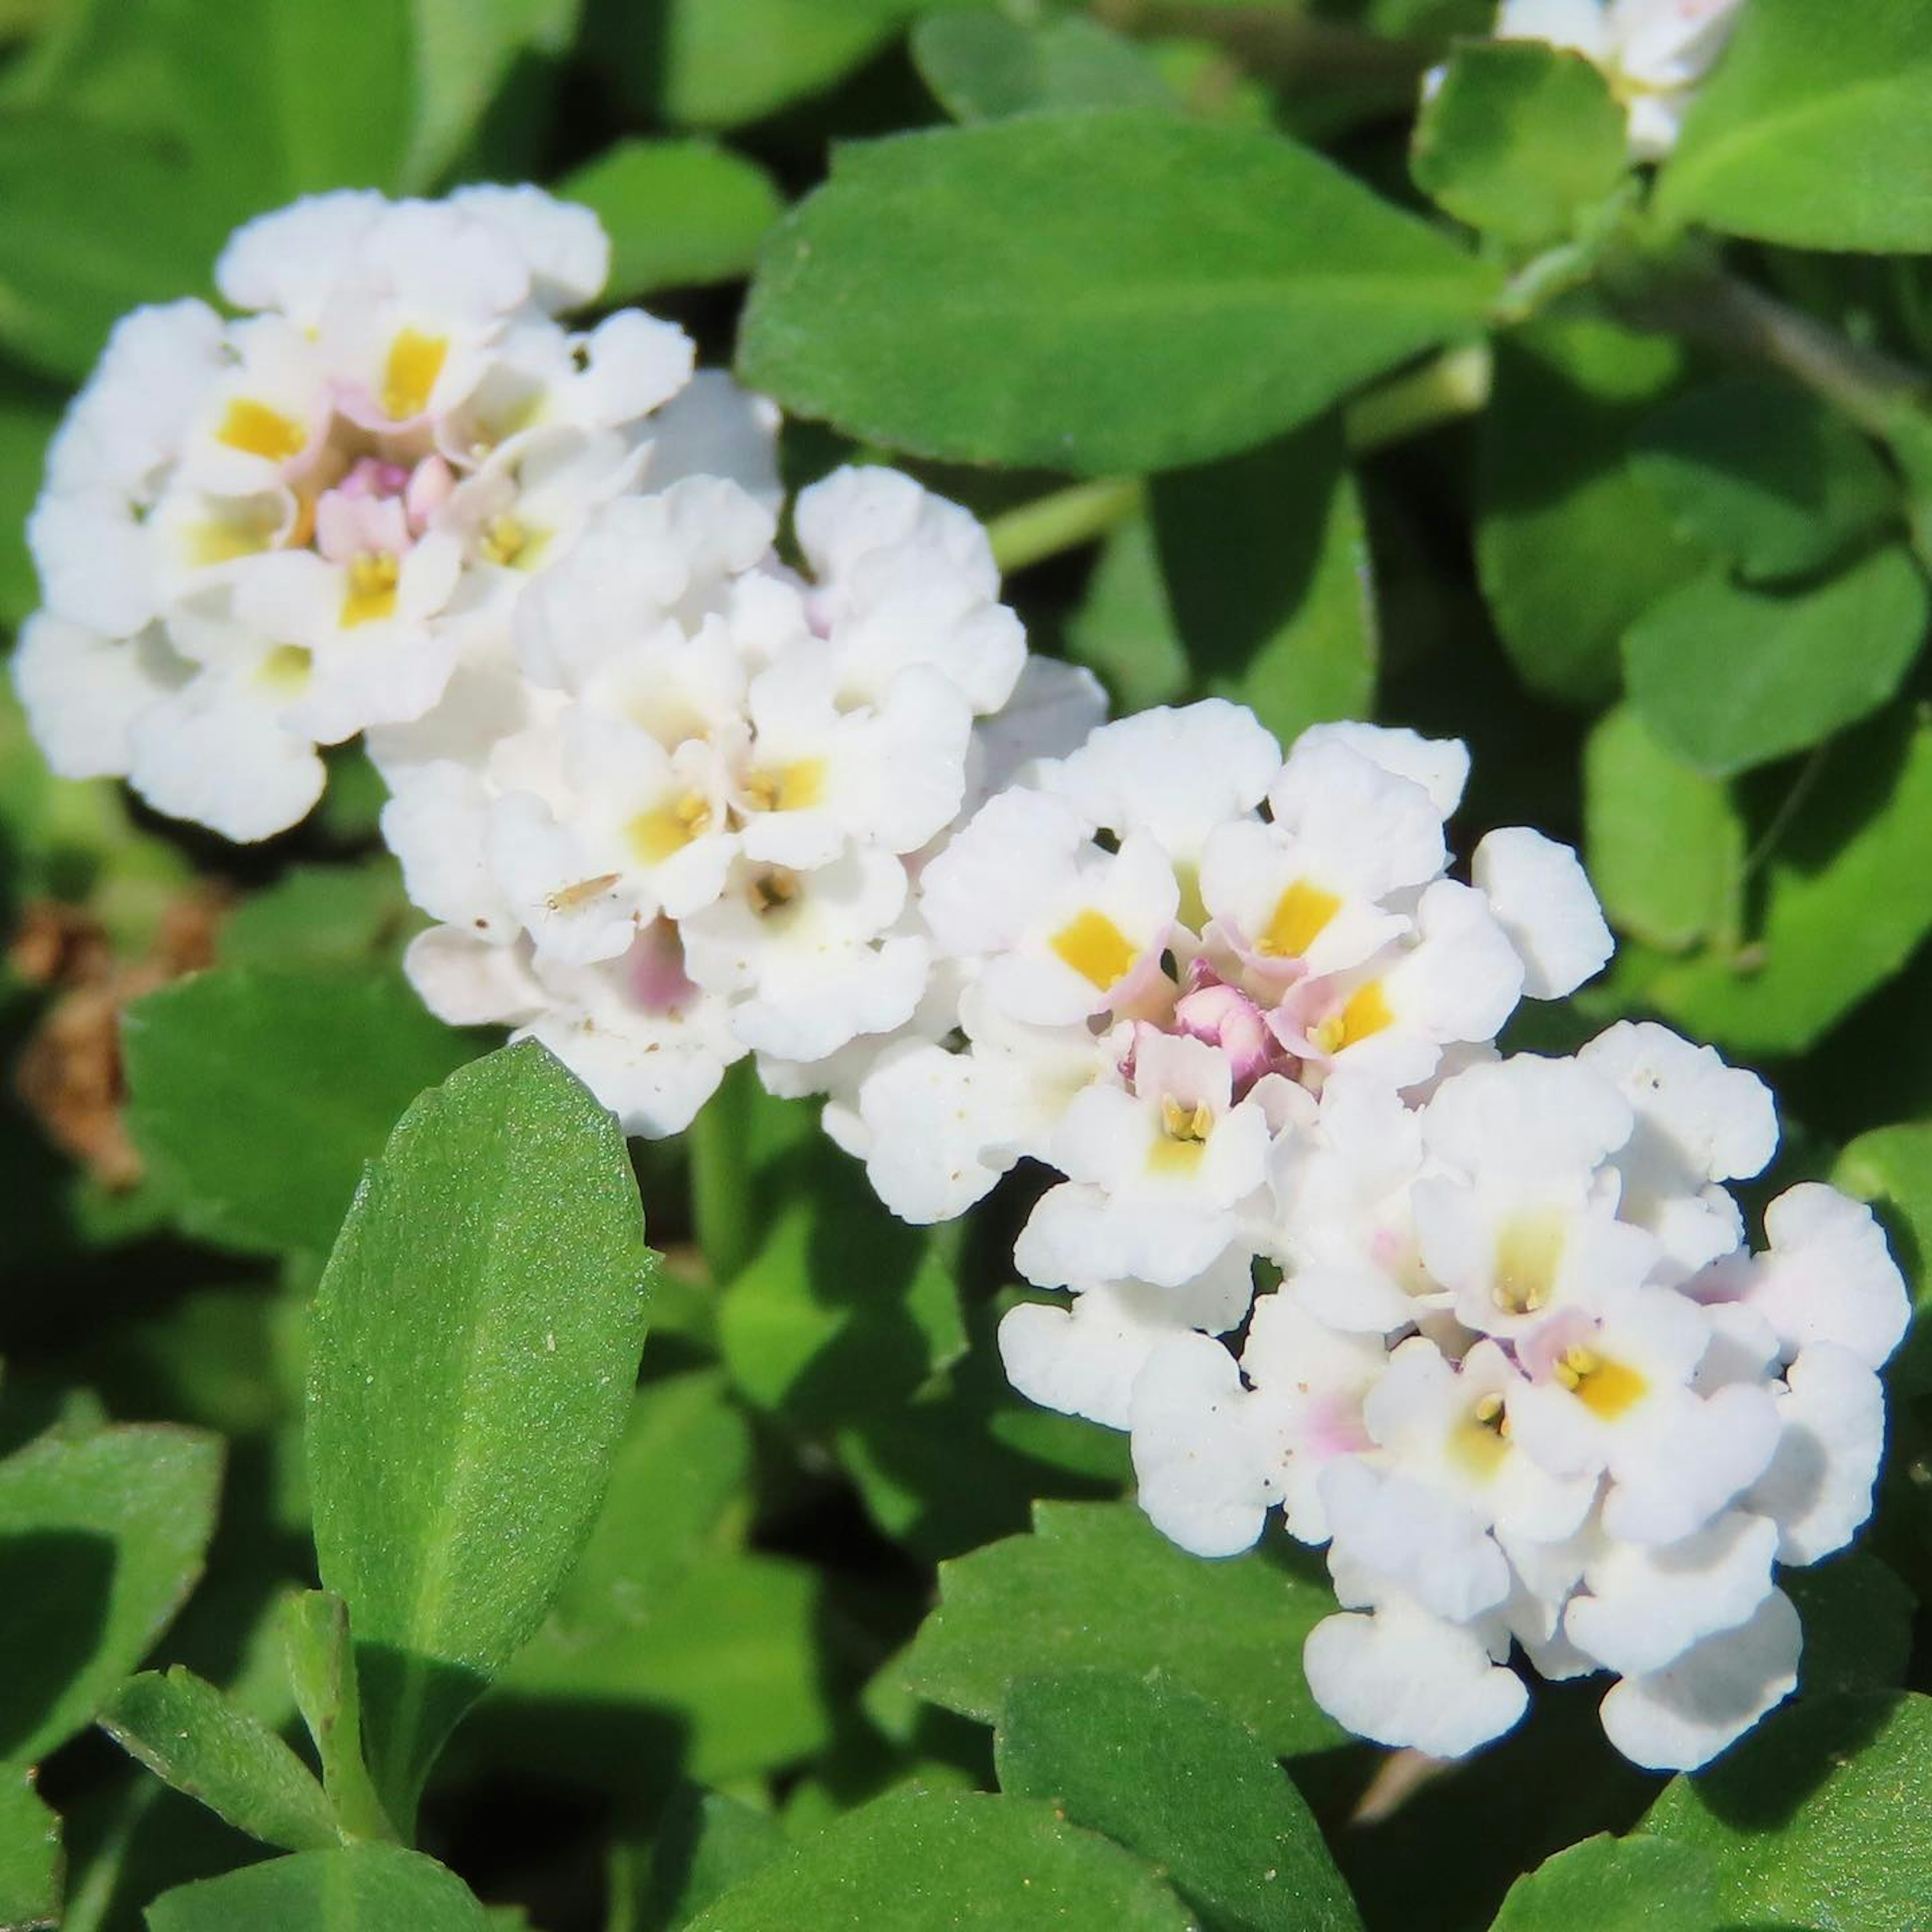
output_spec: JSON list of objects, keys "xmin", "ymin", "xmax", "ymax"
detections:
[
  {"xmin": 739, "ymin": 112, "xmax": 1499, "ymax": 475},
  {"xmin": 307, "ymin": 1042, "xmax": 655, "ymax": 1831}
]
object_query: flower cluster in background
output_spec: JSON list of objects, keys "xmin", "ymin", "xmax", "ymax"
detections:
[
  {"xmin": 15, "ymin": 181, "xmax": 1904, "ymax": 1782},
  {"xmin": 18, "ymin": 187, "xmax": 707, "ymax": 839}
]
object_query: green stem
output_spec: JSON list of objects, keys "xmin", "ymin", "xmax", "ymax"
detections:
[
  {"xmin": 1614, "ymin": 255, "xmax": 1931, "ymax": 443},
  {"xmin": 689, "ymin": 1059, "xmax": 757, "ymax": 1284},
  {"xmin": 986, "ymin": 476, "xmax": 1144, "ymax": 575},
  {"xmin": 1343, "ymin": 343, "xmax": 1493, "ymax": 453}
]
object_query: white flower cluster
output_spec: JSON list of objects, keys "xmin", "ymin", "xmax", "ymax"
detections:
[
  {"xmin": 15, "ymin": 186, "xmax": 738, "ymax": 840},
  {"xmin": 837, "ymin": 704, "xmax": 1907, "ymax": 1774},
  {"xmin": 1493, "ymin": 0, "xmax": 1747, "ymax": 158}
]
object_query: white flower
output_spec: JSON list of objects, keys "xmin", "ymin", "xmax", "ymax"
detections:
[
  {"xmin": 1016, "ymin": 1032, "xmax": 1271, "ymax": 1290},
  {"xmin": 1579, "ymin": 1021, "xmax": 1777, "ymax": 1278},
  {"xmin": 1744, "ymin": 1343, "xmax": 1888, "ymax": 1566},
  {"xmin": 1563, "ymin": 1509, "xmax": 1779, "ymax": 1678},
  {"xmin": 1304, "ymin": 1589, "xmax": 1527, "ymax": 1759},
  {"xmin": 851, "ymin": 987, "xmax": 1110, "ymax": 1224},
  {"xmin": 1743, "ymin": 1183, "xmax": 1911, "ymax": 1371},
  {"xmin": 1508, "ymin": 1290, "xmax": 1780, "ymax": 1545},
  {"xmin": 1471, "ymin": 828, "xmax": 1613, "ymax": 1000},
  {"xmin": 1410, "ymin": 1055, "xmax": 1655, "ymax": 1339},
  {"xmin": 999, "ymin": 1251, "xmax": 1255, "ymax": 1433},
  {"xmin": 1596, "ymin": 1588, "xmax": 1800, "ymax": 1773},
  {"xmin": 1127, "ymin": 1331, "xmax": 1277, "ymax": 1559},
  {"xmin": 1045, "ymin": 700, "xmax": 1280, "ymax": 872},
  {"xmin": 919, "ymin": 787, "xmax": 1180, "ymax": 1028}
]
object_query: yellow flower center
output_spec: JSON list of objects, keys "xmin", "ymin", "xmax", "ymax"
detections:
[
  {"xmin": 1050, "ymin": 909, "xmax": 1137, "ymax": 991},
  {"xmin": 1309, "ymin": 980, "xmax": 1393, "ymax": 1057},
  {"xmin": 1492, "ymin": 1210, "xmax": 1566, "ymax": 1316},
  {"xmin": 749, "ymin": 868, "xmax": 799, "ymax": 917},
  {"xmin": 744, "ymin": 758, "xmax": 827, "ymax": 814},
  {"xmin": 1554, "ymin": 1346, "xmax": 1649, "ymax": 1421},
  {"xmin": 1450, "ymin": 1390, "xmax": 1511, "ymax": 1478},
  {"xmin": 341, "ymin": 551, "xmax": 400, "ymax": 628},
  {"xmin": 255, "ymin": 643, "xmax": 312, "ymax": 693},
  {"xmin": 1261, "ymin": 879, "xmax": 1340, "ymax": 959},
  {"xmin": 1150, "ymin": 1094, "xmax": 1213, "ymax": 1174},
  {"xmin": 217, "ymin": 397, "xmax": 307, "ymax": 463},
  {"xmin": 382, "ymin": 329, "xmax": 449, "ymax": 421},
  {"xmin": 627, "ymin": 791, "xmax": 714, "ymax": 866}
]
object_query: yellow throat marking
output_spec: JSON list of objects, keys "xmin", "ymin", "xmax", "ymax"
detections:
[
  {"xmin": 1051, "ymin": 909, "xmax": 1137, "ymax": 991},
  {"xmin": 382, "ymin": 329, "xmax": 449, "ymax": 420}
]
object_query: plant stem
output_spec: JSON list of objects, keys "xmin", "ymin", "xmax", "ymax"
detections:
[
  {"xmin": 1614, "ymin": 255, "xmax": 1931, "ymax": 443},
  {"xmin": 688, "ymin": 1059, "xmax": 757, "ymax": 1284},
  {"xmin": 1343, "ymin": 343, "xmax": 1493, "ymax": 453},
  {"xmin": 986, "ymin": 476, "xmax": 1144, "ymax": 575}
]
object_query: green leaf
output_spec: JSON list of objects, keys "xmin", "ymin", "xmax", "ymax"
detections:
[
  {"xmin": 123, "ymin": 965, "xmax": 476, "ymax": 1257},
  {"xmin": 550, "ymin": 1371, "xmax": 753, "ymax": 1619},
  {"xmin": 718, "ymin": 1143, "xmax": 964, "ymax": 1433},
  {"xmin": 1833, "ymin": 1123, "xmax": 1932, "ymax": 1392},
  {"xmin": 1780, "ymin": 1553, "xmax": 1914, "ymax": 1695},
  {"xmin": 150, "ymin": 0, "xmax": 415, "ymax": 204},
  {"xmin": 405, "ymin": 0, "xmax": 579, "ymax": 188},
  {"xmin": 1477, "ymin": 308, "xmax": 1707, "ymax": 707},
  {"xmin": 1064, "ymin": 516, "xmax": 1189, "ymax": 714},
  {"xmin": 0, "ymin": 115, "xmax": 230, "ymax": 383},
  {"xmin": 0, "ymin": 1425, "xmax": 221, "ymax": 1765},
  {"xmin": 1641, "ymin": 1691, "xmax": 1932, "ymax": 1929},
  {"xmin": 610, "ymin": 1787, "xmax": 786, "ymax": 1932},
  {"xmin": 219, "ymin": 863, "xmax": 411, "ymax": 972},
  {"xmin": 145, "ymin": 1842, "xmax": 492, "ymax": 1932},
  {"xmin": 307, "ymin": 1042, "xmax": 655, "ymax": 1831},
  {"xmin": 558, "ymin": 139, "xmax": 782, "ymax": 300},
  {"xmin": 1646, "ymin": 710, "xmax": 1932, "ymax": 1054},
  {"xmin": 280, "ymin": 1593, "xmax": 394, "ymax": 1846},
  {"xmin": 836, "ymin": 1292, "xmax": 1131, "ymax": 1564},
  {"xmin": 685, "ymin": 1788, "xmax": 1193, "ymax": 1931},
  {"xmin": 739, "ymin": 113, "xmax": 1499, "ymax": 475},
  {"xmin": 996, "ymin": 1670, "xmax": 1362, "ymax": 1932},
  {"xmin": 911, "ymin": 14, "xmax": 1179, "ymax": 123},
  {"xmin": 482, "ymin": 1549, "xmax": 833, "ymax": 1792},
  {"xmin": 100, "ymin": 1668, "xmax": 337, "ymax": 1854},
  {"xmin": 1488, "ymin": 1833, "xmax": 1716, "ymax": 1931},
  {"xmin": 1150, "ymin": 421, "xmax": 1378, "ymax": 745},
  {"xmin": 1622, "ymin": 548, "xmax": 1929, "ymax": 779},
  {"xmin": 897, "ymin": 1501, "xmax": 1342, "ymax": 1758},
  {"xmin": 594, "ymin": 0, "xmax": 913, "ymax": 130},
  {"xmin": 1630, "ymin": 379, "xmax": 1899, "ymax": 584},
  {"xmin": 0, "ymin": 1764, "xmax": 61, "ymax": 1931},
  {"xmin": 1411, "ymin": 41, "xmax": 1627, "ymax": 244},
  {"xmin": 1660, "ymin": 0, "xmax": 1932, "ymax": 252},
  {"xmin": 1058, "ymin": 423, "xmax": 1377, "ymax": 740},
  {"xmin": 1584, "ymin": 706, "xmax": 1744, "ymax": 954}
]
